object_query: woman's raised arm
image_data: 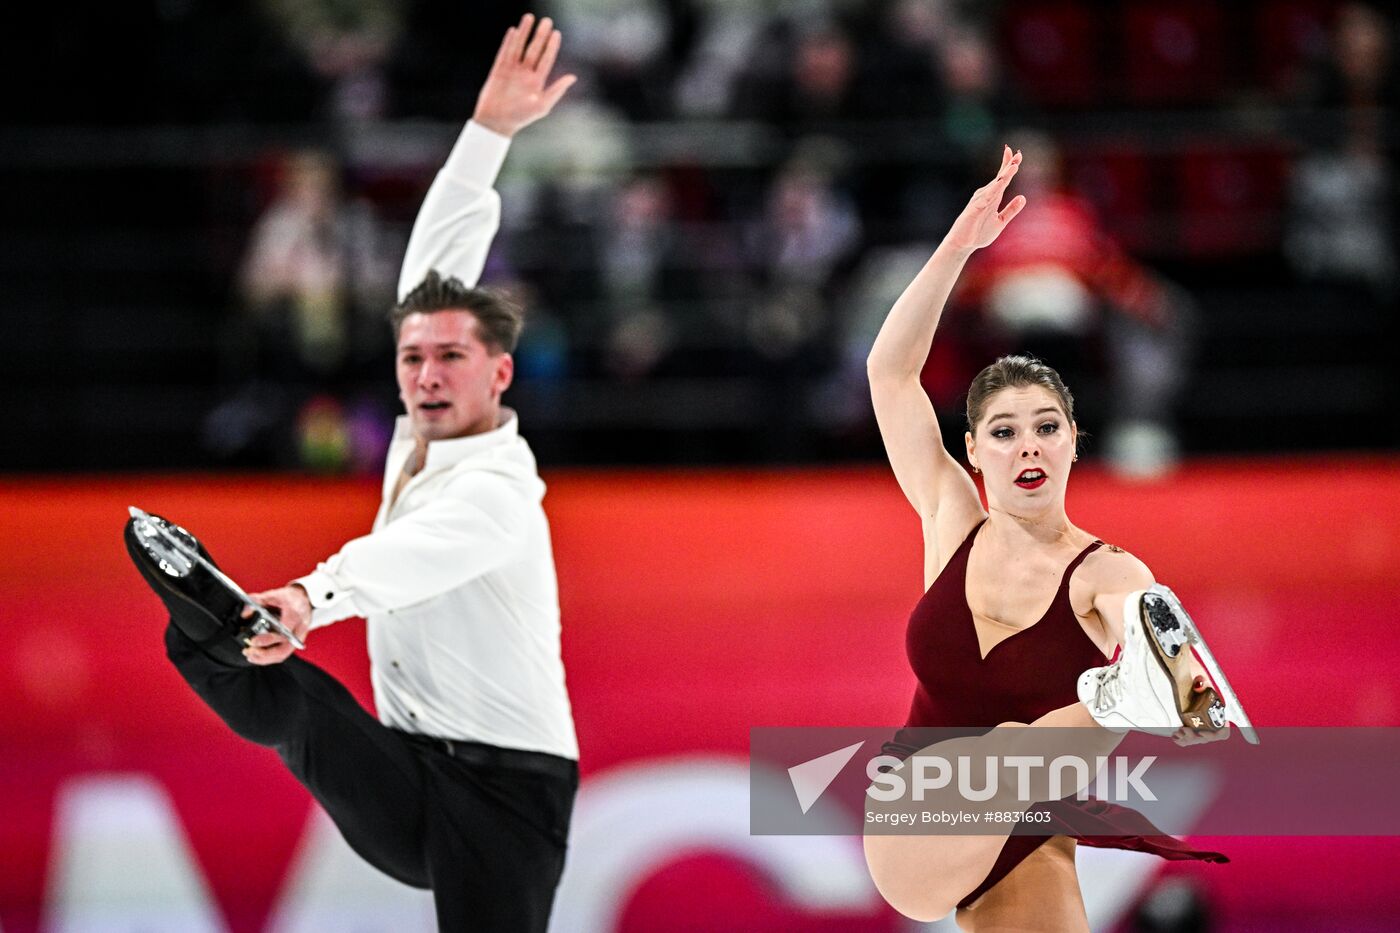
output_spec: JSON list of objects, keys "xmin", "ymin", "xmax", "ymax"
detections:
[{"xmin": 867, "ymin": 147, "xmax": 1025, "ymax": 567}]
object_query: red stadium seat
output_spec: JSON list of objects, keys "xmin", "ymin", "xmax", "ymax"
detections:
[
  {"xmin": 1002, "ymin": 2, "xmax": 1103, "ymax": 107},
  {"xmin": 1122, "ymin": 2, "xmax": 1227, "ymax": 105},
  {"xmin": 1174, "ymin": 145, "xmax": 1289, "ymax": 256},
  {"xmin": 1066, "ymin": 147, "xmax": 1154, "ymax": 253},
  {"xmin": 1253, "ymin": 0, "xmax": 1336, "ymax": 94}
]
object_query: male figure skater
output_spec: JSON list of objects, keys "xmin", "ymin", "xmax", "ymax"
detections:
[{"xmin": 157, "ymin": 15, "xmax": 579, "ymax": 931}]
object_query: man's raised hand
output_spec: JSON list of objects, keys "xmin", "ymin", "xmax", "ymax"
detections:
[{"xmin": 474, "ymin": 13, "xmax": 577, "ymax": 138}]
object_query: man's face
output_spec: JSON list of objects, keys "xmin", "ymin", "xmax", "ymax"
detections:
[{"xmin": 396, "ymin": 310, "xmax": 513, "ymax": 441}]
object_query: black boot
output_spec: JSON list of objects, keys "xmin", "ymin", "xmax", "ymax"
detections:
[{"xmin": 124, "ymin": 512, "xmax": 256, "ymax": 668}]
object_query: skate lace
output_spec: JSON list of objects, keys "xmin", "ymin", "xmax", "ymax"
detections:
[{"xmin": 1091, "ymin": 665, "xmax": 1123, "ymax": 714}]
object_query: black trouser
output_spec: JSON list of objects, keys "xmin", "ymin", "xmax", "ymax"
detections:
[{"xmin": 164, "ymin": 624, "xmax": 577, "ymax": 932}]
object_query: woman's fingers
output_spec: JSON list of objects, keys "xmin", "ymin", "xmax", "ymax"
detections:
[
  {"xmin": 997, "ymin": 194, "xmax": 1027, "ymax": 225},
  {"xmin": 971, "ymin": 149, "xmax": 1021, "ymax": 212},
  {"xmin": 994, "ymin": 150, "xmax": 1022, "ymax": 187}
]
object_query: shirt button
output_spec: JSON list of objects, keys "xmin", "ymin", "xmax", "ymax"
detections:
[
  {"xmin": 324, "ymin": 592, "xmax": 334, "ymax": 600},
  {"xmin": 409, "ymin": 712, "xmax": 417, "ymax": 719},
  {"xmin": 392, "ymin": 660, "xmax": 401, "ymax": 668}
]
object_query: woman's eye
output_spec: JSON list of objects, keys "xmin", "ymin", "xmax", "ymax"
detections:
[
  {"xmin": 992, "ymin": 428, "xmax": 1012, "ymax": 438},
  {"xmin": 401, "ymin": 355, "xmax": 421, "ymax": 365},
  {"xmin": 1038, "ymin": 422, "xmax": 1059, "ymax": 434}
]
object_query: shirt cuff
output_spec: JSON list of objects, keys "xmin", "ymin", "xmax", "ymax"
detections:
[
  {"xmin": 293, "ymin": 569, "xmax": 357, "ymax": 630},
  {"xmin": 442, "ymin": 120, "xmax": 512, "ymax": 191}
]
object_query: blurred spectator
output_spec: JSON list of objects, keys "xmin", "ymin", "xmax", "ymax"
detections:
[
  {"xmin": 602, "ymin": 175, "xmax": 683, "ymax": 303},
  {"xmin": 846, "ymin": 4, "xmax": 1002, "ymax": 247},
  {"xmin": 595, "ymin": 174, "xmax": 688, "ymax": 379},
  {"xmin": 501, "ymin": 278, "xmax": 571, "ymax": 386},
  {"xmin": 851, "ymin": 0, "xmax": 945, "ymax": 122},
  {"xmin": 209, "ymin": 148, "xmax": 397, "ymax": 470},
  {"xmin": 935, "ymin": 20, "xmax": 1028, "ymax": 155},
  {"xmin": 673, "ymin": 0, "xmax": 769, "ymax": 117},
  {"xmin": 550, "ymin": 0, "xmax": 700, "ymax": 119},
  {"xmin": 296, "ymin": 393, "xmax": 351, "ymax": 470},
  {"xmin": 732, "ymin": 19, "xmax": 862, "ymax": 127},
  {"xmin": 750, "ymin": 144, "xmax": 862, "ymax": 289},
  {"xmin": 261, "ymin": 0, "xmax": 402, "ymax": 123},
  {"xmin": 1285, "ymin": 2, "xmax": 1398, "ymax": 298},
  {"xmin": 737, "ymin": 141, "xmax": 861, "ymax": 385},
  {"xmin": 950, "ymin": 132, "xmax": 1197, "ymax": 478},
  {"xmin": 605, "ymin": 306, "xmax": 678, "ymax": 381},
  {"xmin": 238, "ymin": 149, "xmax": 395, "ymax": 377},
  {"xmin": 740, "ymin": 140, "xmax": 863, "ymax": 454}
]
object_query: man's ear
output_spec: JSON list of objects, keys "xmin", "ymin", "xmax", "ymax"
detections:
[{"xmin": 493, "ymin": 352, "xmax": 515, "ymax": 397}]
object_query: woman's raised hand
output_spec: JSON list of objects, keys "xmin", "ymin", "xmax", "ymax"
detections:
[{"xmin": 944, "ymin": 145, "xmax": 1026, "ymax": 254}]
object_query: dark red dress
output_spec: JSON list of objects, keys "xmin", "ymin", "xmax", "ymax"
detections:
[{"xmin": 889, "ymin": 519, "xmax": 1226, "ymax": 909}]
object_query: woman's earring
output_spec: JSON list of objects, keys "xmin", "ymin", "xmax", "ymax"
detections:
[{"xmin": 970, "ymin": 464, "xmax": 980, "ymax": 473}]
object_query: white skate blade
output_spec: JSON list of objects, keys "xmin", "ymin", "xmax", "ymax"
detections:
[{"xmin": 1148, "ymin": 585, "xmax": 1259, "ymax": 745}]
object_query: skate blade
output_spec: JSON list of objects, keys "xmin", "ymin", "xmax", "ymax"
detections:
[{"xmin": 1147, "ymin": 585, "xmax": 1260, "ymax": 745}]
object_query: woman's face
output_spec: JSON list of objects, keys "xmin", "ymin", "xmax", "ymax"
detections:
[{"xmin": 965, "ymin": 385, "xmax": 1077, "ymax": 516}]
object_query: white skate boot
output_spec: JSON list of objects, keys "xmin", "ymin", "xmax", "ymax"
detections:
[{"xmin": 1078, "ymin": 584, "xmax": 1259, "ymax": 744}]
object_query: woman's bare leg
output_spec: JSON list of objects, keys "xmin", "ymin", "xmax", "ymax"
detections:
[
  {"xmin": 863, "ymin": 702, "xmax": 1120, "ymax": 922},
  {"xmin": 955, "ymin": 836, "xmax": 1088, "ymax": 933}
]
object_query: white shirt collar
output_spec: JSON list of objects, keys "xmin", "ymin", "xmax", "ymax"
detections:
[{"xmin": 391, "ymin": 408, "xmax": 519, "ymax": 472}]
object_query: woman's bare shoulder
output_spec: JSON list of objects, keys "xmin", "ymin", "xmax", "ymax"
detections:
[{"xmin": 1073, "ymin": 537, "xmax": 1155, "ymax": 594}]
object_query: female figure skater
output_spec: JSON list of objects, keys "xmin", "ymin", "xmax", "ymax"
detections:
[{"xmin": 862, "ymin": 146, "xmax": 1254, "ymax": 930}]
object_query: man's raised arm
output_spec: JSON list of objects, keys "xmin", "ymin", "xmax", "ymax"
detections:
[{"xmin": 397, "ymin": 12, "xmax": 576, "ymax": 298}]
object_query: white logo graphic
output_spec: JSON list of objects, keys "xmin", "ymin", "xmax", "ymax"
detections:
[{"xmin": 787, "ymin": 741, "xmax": 865, "ymax": 814}]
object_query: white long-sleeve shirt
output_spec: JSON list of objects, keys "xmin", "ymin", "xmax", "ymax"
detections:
[{"xmin": 293, "ymin": 121, "xmax": 578, "ymax": 760}]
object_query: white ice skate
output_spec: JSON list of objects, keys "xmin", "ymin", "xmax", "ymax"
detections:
[{"xmin": 1078, "ymin": 584, "xmax": 1259, "ymax": 745}]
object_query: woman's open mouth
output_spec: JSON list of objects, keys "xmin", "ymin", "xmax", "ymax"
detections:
[{"xmin": 1014, "ymin": 469, "xmax": 1046, "ymax": 489}]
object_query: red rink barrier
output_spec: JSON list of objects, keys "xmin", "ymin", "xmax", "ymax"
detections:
[{"xmin": 1, "ymin": 459, "xmax": 1398, "ymax": 930}]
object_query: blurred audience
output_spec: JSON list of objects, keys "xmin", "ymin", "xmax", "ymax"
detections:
[
  {"xmin": 209, "ymin": 149, "xmax": 397, "ymax": 471},
  {"xmin": 750, "ymin": 144, "xmax": 862, "ymax": 289},
  {"xmin": 261, "ymin": 0, "xmax": 402, "ymax": 123},
  {"xmin": 952, "ymin": 132, "xmax": 1196, "ymax": 477},
  {"xmin": 1285, "ymin": 2, "xmax": 1398, "ymax": 298},
  {"xmin": 732, "ymin": 19, "xmax": 862, "ymax": 126},
  {"xmin": 237, "ymin": 149, "xmax": 396, "ymax": 379},
  {"xmin": 200, "ymin": 0, "xmax": 1397, "ymax": 469}
]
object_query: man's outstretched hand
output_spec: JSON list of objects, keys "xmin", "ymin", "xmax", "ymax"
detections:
[
  {"xmin": 474, "ymin": 13, "xmax": 576, "ymax": 138},
  {"xmin": 241, "ymin": 585, "xmax": 312, "ymax": 666}
]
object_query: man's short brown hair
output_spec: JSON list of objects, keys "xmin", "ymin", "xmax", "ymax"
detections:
[{"xmin": 390, "ymin": 270, "xmax": 523, "ymax": 354}]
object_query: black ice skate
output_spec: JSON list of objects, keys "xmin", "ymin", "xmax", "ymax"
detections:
[{"xmin": 124, "ymin": 507, "xmax": 304, "ymax": 667}]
